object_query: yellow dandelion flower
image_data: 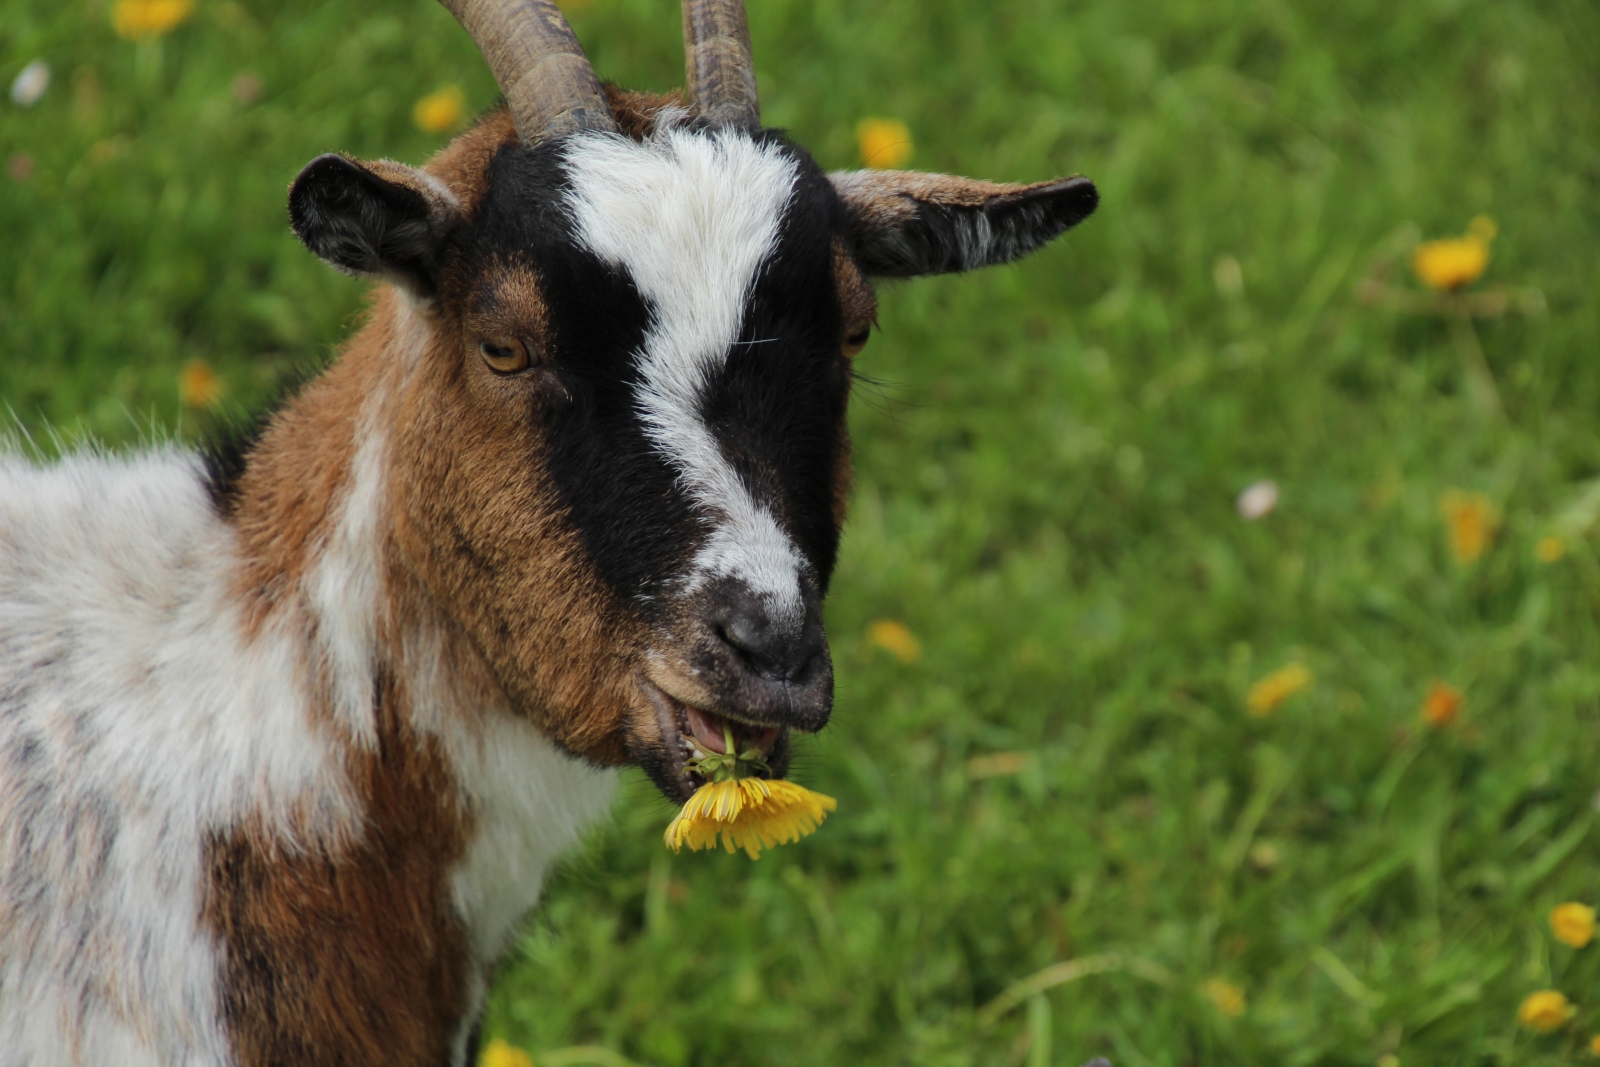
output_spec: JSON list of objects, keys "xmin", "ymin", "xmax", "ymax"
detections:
[
  {"xmin": 112, "ymin": 0, "xmax": 195, "ymax": 40},
  {"xmin": 1247, "ymin": 663, "xmax": 1312, "ymax": 717},
  {"xmin": 1419, "ymin": 681, "xmax": 1463, "ymax": 728},
  {"xmin": 179, "ymin": 360, "xmax": 224, "ymax": 409},
  {"xmin": 1537, "ymin": 536, "xmax": 1566, "ymax": 563},
  {"xmin": 1201, "ymin": 977, "xmax": 1246, "ymax": 1018},
  {"xmin": 856, "ymin": 118, "xmax": 913, "ymax": 169},
  {"xmin": 414, "ymin": 85, "xmax": 467, "ymax": 134},
  {"xmin": 1412, "ymin": 215, "xmax": 1496, "ymax": 291},
  {"xmin": 1552, "ymin": 903, "xmax": 1597, "ymax": 949},
  {"xmin": 867, "ymin": 619, "xmax": 921, "ymax": 663},
  {"xmin": 664, "ymin": 777, "xmax": 837, "ymax": 860},
  {"xmin": 1520, "ymin": 990, "xmax": 1575, "ymax": 1033},
  {"xmin": 1590, "ymin": 1034, "xmax": 1600, "ymax": 1056},
  {"xmin": 1441, "ymin": 490, "xmax": 1497, "ymax": 564},
  {"xmin": 479, "ymin": 1038, "xmax": 533, "ymax": 1067}
]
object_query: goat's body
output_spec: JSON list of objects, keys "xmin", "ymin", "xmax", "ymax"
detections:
[{"xmin": 0, "ymin": 437, "xmax": 615, "ymax": 1065}]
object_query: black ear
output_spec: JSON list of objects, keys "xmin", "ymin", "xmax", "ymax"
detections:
[
  {"xmin": 288, "ymin": 154, "xmax": 462, "ymax": 301},
  {"xmin": 829, "ymin": 170, "xmax": 1097, "ymax": 278}
]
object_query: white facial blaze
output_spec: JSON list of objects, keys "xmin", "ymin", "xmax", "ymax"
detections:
[{"xmin": 563, "ymin": 127, "xmax": 809, "ymax": 629}]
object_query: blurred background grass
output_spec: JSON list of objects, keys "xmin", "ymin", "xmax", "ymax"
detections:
[{"xmin": 5, "ymin": 0, "xmax": 1600, "ymax": 1063}]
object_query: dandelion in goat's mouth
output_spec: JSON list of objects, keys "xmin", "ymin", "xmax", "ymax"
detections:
[{"xmin": 665, "ymin": 722, "xmax": 835, "ymax": 860}]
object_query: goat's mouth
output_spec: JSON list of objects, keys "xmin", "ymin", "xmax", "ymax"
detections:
[{"xmin": 637, "ymin": 677, "xmax": 786, "ymax": 804}]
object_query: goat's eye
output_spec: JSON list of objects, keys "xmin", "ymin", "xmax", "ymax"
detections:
[
  {"xmin": 842, "ymin": 324, "xmax": 872, "ymax": 359},
  {"xmin": 479, "ymin": 336, "xmax": 530, "ymax": 374}
]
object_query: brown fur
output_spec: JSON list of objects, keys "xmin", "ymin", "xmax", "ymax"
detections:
[
  {"xmin": 227, "ymin": 311, "xmax": 387, "ymax": 635},
  {"xmin": 203, "ymin": 677, "xmax": 471, "ymax": 1067},
  {"xmin": 387, "ymin": 299, "xmax": 648, "ymax": 766},
  {"xmin": 830, "ymin": 168, "xmax": 1038, "ymax": 222},
  {"xmin": 603, "ymin": 85, "xmax": 689, "ymax": 140},
  {"xmin": 833, "ymin": 237, "xmax": 877, "ymax": 342},
  {"xmin": 830, "ymin": 238, "xmax": 871, "ymax": 525}
]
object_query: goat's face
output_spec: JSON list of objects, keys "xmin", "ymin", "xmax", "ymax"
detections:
[{"xmin": 289, "ymin": 107, "xmax": 1095, "ymax": 802}]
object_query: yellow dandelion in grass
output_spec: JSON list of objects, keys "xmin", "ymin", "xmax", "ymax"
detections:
[
  {"xmin": 1552, "ymin": 903, "xmax": 1597, "ymax": 949},
  {"xmin": 1441, "ymin": 490, "xmax": 1497, "ymax": 564},
  {"xmin": 1413, "ymin": 215, "xmax": 1496, "ymax": 292},
  {"xmin": 1201, "ymin": 977, "xmax": 1246, "ymax": 1018},
  {"xmin": 1590, "ymin": 1034, "xmax": 1600, "ymax": 1056},
  {"xmin": 857, "ymin": 118, "xmax": 913, "ymax": 169},
  {"xmin": 414, "ymin": 85, "xmax": 467, "ymax": 134},
  {"xmin": 1419, "ymin": 680, "xmax": 1464, "ymax": 728},
  {"xmin": 1519, "ymin": 989, "xmax": 1576, "ymax": 1033},
  {"xmin": 1247, "ymin": 663, "xmax": 1312, "ymax": 717},
  {"xmin": 1537, "ymin": 536, "xmax": 1566, "ymax": 563},
  {"xmin": 479, "ymin": 1038, "xmax": 533, "ymax": 1067},
  {"xmin": 867, "ymin": 619, "xmax": 921, "ymax": 663},
  {"xmin": 112, "ymin": 0, "xmax": 195, "ymax": 40},
  {"xmin": 179, "ymin": 360, "xmax": 224, "ymax": 410},
  {"xmin": 664, "ymin": 776, "xmax": 836, "ymax": 860}
]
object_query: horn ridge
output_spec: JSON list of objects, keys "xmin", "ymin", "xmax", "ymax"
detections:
[
  {"xmin": 438, "ymin": 0, "xmax": 618, "ymax": 142},
  {"xmin": 682, "ymin": 0, "xmax": 760, "ymax": 129}
]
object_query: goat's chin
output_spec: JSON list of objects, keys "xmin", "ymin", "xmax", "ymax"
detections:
[{"xmin": 627, "ymin": 678, "xmax": 792, "ymax": 805}]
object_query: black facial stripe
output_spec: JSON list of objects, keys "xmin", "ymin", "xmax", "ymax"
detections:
[{"xmin": 698, "ymin": 141, "xmax": 852, "ymax": 589}]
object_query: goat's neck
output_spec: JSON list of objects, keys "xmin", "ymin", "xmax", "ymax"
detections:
[
  {"xmin": 229, "ymin": 292, "xmax": 488, "ymax": 743},
  {"xmin": 225, "ymin": 295, "xmax": 616, "ymax": 949}
]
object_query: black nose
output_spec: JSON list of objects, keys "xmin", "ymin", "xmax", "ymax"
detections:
[
  {"xmin": 698, "ymin": 579, "xmax": 833, "ymax": 730},
  {"xmin": 717, "ymin": 593, "xmax": 825, "ymax": 685}
]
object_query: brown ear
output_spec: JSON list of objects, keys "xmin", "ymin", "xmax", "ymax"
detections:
[
  {"xmin": 829, "ymin": 170, "xmax": 1097, "ymax": 278},
  {"xmin": 288, "ymin": 154, "xmax": 463, "ymax": 301}
]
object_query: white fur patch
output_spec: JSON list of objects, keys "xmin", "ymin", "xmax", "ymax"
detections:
[
  {"xmin": 563, "ymin": 128, "xmax": 809, "ymax": 630},
  {"xmin": 305, "ymin": 416, "xmax": 388, "ymax": 749},
  {"xmin": 0, "ymin": 449, "xmax": 362, "ymax": 1066},
  {"xmin": 441, "ymin": 709, "xmax": 616, "ymax": 965}
]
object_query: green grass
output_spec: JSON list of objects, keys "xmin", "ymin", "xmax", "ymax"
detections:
[{"xmin": 6, "ymin": 0, "xmax": 1600, "ymax": 1063}]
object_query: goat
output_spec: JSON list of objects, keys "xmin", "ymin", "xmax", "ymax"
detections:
[{"xmin": 0, "ymin": 0, "xmax": 1097, "ymax": 1063}]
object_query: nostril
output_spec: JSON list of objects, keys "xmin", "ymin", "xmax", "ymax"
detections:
[
  {"xmin": 713, "ymin": 606, "xmax": 822, "ymax": 685},
  {"xmin": 716, "ymin": 618, "xmax": 782, "ymax": 679}
]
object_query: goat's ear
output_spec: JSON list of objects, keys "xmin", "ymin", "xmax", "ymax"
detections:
[
  {"xmin": 288, "ymin": 154, "xmax": 462, "ymax": 301},
  {"xmin": 829, "ymin": 170, "xmax": 1097, "ymax": 278}
]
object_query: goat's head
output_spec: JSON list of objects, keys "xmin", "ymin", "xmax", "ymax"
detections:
[{"xmin": 282, "ymin": 0, "xmax": 1097, "ymax": 802}]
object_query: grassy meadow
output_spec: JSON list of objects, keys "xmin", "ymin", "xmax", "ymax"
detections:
[{"xmin": 5, "ymin": 0, "xmax": 1600, "ymax": 1063}]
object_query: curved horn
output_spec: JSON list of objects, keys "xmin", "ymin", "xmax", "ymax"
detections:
[
  {"xmin": 438, "ymin": 0, "xmax": 617, "ymax": 142},
  {"xmin": 682, "ymin": 0, "xmax": 759, "ymax": 129}
]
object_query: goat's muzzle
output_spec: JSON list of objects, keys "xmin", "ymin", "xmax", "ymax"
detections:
[{"xmin": 631, "ymin": 576, "xmax": 833, "ymax": 803}]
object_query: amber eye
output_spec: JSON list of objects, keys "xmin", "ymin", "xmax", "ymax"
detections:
[
  {"xmin": 842, "ymin": 323, "xmax": 872, "ymax": 359},
  {"xmin": 479, "ymin": 336, "xmax": 530, "ymax": 374}
]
